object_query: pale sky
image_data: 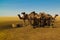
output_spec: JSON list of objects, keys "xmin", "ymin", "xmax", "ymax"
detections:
[{"xmin": 0, "ymin": 0, "xmax": 60, "ymax": 16}]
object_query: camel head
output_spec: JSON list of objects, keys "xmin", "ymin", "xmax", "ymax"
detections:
[
  {"xmin": 30, "ymin": 11, "xmax": 36, "ymax": 15},
  {"xmin": 39, "ymin": 12, "xmax": 46, "ymax": 17},
  {"xmin": 17, "ymin": 14, "xmax": 21, "ymax": 19},
  {"xmin": 21, "ymin": 12, "xmax": 25, "ymax": 15},
  {"xmin": 54, "ymin": 14, "xmax": 59, "ymax": 18},
  {"xmin": 17, "ymin": 14, "xmax": 24, "ymax": 19}
]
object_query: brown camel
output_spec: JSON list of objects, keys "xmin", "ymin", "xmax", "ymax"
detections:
[
  {"xmin": 18, "ymin": 12, "xmax": 28, "ymax": 23},
  {"xmin": 44, "ymin": 14, "xmax": 59, "ymax": 28},
  {"xmin": 38, "ymin": 12, "xmax": 46, "ymax": 27},
  {"xmin": 17, "ymin": 11, "xmax": 59, "ymax": 28},
  {"xmin": 17, "ymin": 11, "xmax": 37, "ymax": 26},
  {"xmin": 51, "ymin": 14, "xmax": 59, "ymax": 27}
]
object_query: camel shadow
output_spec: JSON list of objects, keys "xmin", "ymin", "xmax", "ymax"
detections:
[{"xmin": 0, "ymin": 24, "xmax": 23, "ymax": 31}]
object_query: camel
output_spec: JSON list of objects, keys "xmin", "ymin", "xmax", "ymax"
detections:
[
  {"xmin": 44, "ymin": 14, "xmax": 53, "ymax": 26},
  {"xmin": 43, "ymin": 14, "xmax": 59, "ymax": 28},
  {"xmin": 27, "ymin": 11, "xmax": 39, "ymax": 26},
  {"xmin": 39, "ymin": 12, "xmax": 46, "ymax": 27},
  {"xmin": 17, "ymin": 11, "xmax": 59, "ymax": 28},
  {"xmin": 18, "ymin": 12, "xmax": 29, "ymax": 26},
  {"xmin": 38, "ymin": 12, "xmax": 58, "ymax": 27},
  {"xmin": 51, "ymin": 14, "xmax": 59, "ymax": 27},
  {"xmin": 17, "ymin": 11, "xmax": 37, "ymax": 26}
]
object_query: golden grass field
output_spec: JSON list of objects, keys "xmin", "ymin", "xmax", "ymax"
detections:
[{"xmin": 0, "ymin": 16, "xmax": 60, "ymax": 40}]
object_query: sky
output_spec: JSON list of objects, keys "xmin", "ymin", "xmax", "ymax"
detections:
[{"xmin": 0, "ymin": 0, "xmax": 60, "ymax": 16}]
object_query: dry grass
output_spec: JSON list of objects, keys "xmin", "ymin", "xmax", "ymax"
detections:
[{"xmin": 0, "ymin": 16, "xmax": 60, "ymax": 40}]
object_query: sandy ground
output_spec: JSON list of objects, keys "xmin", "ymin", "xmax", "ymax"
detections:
[{"xmin": 0, "ymin": 16, "xmax": 60, "ymax": 40}]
